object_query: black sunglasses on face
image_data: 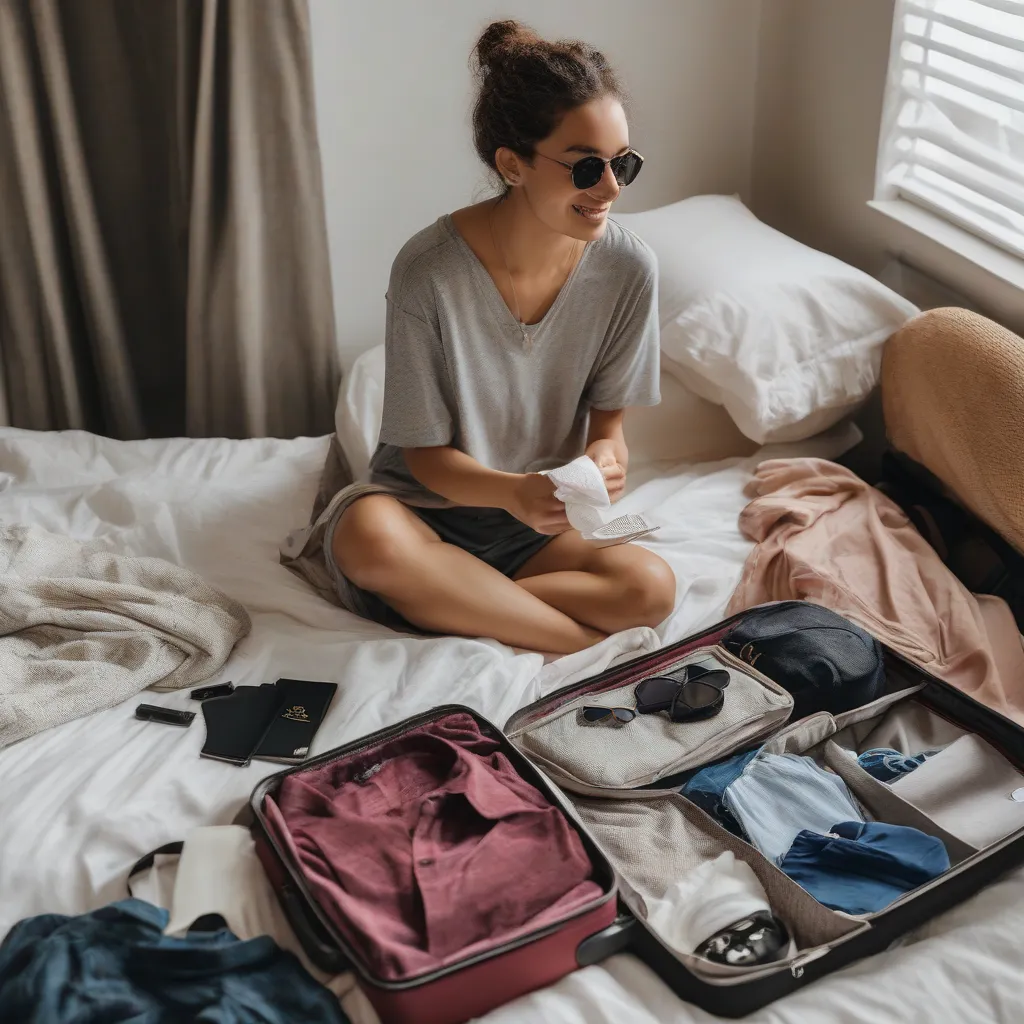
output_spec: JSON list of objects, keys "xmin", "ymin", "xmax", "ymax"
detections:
[
  {"xmin": 634, "ymin": 665, "xmax": 732, "ymax": 723},
  {"xmin": 535, "ymin": 149, "xmax": 644, "ymax": 190}
]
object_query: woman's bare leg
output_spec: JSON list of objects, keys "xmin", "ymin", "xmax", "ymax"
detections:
[
  {"xmin": 514, "ymin": 532, "xmax": 676, "ymax": 634},
  {"xmin": 332, "ymin": 495, "xmax": 605, "ymax": 654}
]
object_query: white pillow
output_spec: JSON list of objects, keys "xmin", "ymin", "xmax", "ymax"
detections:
[
  {"xmin": 613, "ymin": 195, "xmax": 919, "ymax": 444},
  {"xmin": 336, "ymin": 345, "xmax": 385, "ymax": 480},
  {"xmin": 336, "ymin": 344, "xmax": 755, "ymax": 479}
]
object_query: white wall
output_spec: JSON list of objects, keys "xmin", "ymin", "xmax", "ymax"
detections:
[
  {"xmin": 752, "ymin": 0, "xmax": 1024, "ymax": 331},
  {"xmin": 752, "ymin": 0, "xmax": 896, "ymax": 273},
  {"xmin": 309, "ymin": 0, "xmax": 763, "ymax": 366}
]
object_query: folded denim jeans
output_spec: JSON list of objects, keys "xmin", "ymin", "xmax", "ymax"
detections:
[
  {"xmin": 779, "ymin": 820, "xmax": 950, "ymax": 914},
  {"xmin": 680, "ymin": 748, "xmax": 760, "ymax": 838}
]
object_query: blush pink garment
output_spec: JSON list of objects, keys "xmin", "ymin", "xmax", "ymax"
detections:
[
  {"xmin": 727, "ymin": 458, "xmax": 1024, "ymax": 724},
  {"xmin": 270, "ymin": 712, "xmax": 599, "ymax": 981}
]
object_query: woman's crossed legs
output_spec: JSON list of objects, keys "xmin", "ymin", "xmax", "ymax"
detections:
[{"xmin": 332, "ymin": 494, "xmax": 676, "ymax": 654}]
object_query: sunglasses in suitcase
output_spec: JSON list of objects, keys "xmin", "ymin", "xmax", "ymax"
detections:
[{"xmin": 250, "ymin": 599, "xmax": 1024, "ymax": 1023}]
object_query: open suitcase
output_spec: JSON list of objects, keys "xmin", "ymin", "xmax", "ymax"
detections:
[
  {"xmin": 249, "ymin": 307, "xmax": 1024, "ymax": 1022},
  {"xmin": 250, "ymin": 601, "xmax": 1024, "ymax": 1023}
]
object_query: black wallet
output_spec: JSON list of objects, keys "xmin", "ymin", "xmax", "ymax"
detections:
[{"xmin": 199, "ymin": 679, "xmax": 337, "ymax": 767}]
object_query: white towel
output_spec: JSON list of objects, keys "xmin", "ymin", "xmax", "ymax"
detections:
[{"xmin": 543, "ymin": 456, "xmax": 658, "ymax": 545}]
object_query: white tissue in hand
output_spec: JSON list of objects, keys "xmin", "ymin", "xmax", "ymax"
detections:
[
  {"xmin": 543, "ymin": 456, "xmax": 610, "ymax": 537},
  {"xmin": 545, "ymin": 455, "xmax": 611, "ymax": 507},
  {"xmin": 542, "ymin": 455, "xmax": 658, "ymax": 544}
]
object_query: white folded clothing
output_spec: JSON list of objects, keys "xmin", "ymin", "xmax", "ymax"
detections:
[
  {"xmin": 543, "ymin": 455, "xmax": 658, "ymax": 546},
  {"xmin": 891, "ymin": 733, "xmax": 1024, "ymax": 848},
  {"xmin": 645, "ymin": 852, "xmax": 774, "ymax": 956}
]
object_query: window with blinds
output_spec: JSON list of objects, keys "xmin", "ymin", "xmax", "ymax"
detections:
[{"xmin": 877, "ymin": 0, "xmax": 1024, "ymax": 259}]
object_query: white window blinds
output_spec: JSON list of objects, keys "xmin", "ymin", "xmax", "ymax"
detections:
[{"xmin": 877, "ymin": 0, "xmax": 1024, "ymax": 259}]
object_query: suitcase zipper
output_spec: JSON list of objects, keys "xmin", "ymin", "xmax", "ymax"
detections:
[{"xmin": 789, "ymin": 946, "xmax": 830, "ymax": 978}]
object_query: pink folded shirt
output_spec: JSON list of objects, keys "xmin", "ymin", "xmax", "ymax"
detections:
[{"xmin": 269, "ymin": 712, "xmax": 599, "ymax": 980}]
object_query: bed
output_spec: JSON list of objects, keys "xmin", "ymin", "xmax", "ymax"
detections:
[{"xmin": 0, "ymin": 399, "xmax": 1020, "ymax": 1024}]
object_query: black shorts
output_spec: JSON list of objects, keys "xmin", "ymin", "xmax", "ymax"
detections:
[{"xmin": 329, "ymin": 502, "xmax": 557, "ymax": 631}]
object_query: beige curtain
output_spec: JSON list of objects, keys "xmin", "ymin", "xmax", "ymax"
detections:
[{"xmin": 0, "ymin": 0, "xmax": 338, "ymax": 439}]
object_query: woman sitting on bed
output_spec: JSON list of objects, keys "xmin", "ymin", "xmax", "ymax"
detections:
[{"xmin": 329, "ymin": 20, "xmax": 675, "ymax": 653}]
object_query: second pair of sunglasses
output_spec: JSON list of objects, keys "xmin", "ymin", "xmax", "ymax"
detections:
[
  {"xmin": 634, "ymin": 664, "xmax": 732, "ymax": 723},
  {"xmin": 581, "ymin": 705, "xmax": 636, "ymax": 725}
]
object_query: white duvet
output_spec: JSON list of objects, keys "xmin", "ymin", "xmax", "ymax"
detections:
[{"xmin": 0, "ymin": 424, "xmax": 1020, "ymax": 1024}]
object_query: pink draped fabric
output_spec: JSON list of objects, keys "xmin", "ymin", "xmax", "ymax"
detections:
[{"xmin": 727, "ymin": 458, "xmax": 1024, "ymax": 724}]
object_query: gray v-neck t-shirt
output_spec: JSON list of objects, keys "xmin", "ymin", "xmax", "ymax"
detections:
[{"xmin": 368, "ymin": 213, "xmax": 661, "ymax": 508}]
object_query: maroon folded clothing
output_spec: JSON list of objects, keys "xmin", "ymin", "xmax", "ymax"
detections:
[{"xmin": 269, "ymin": 711, "xmax": 599, "ymax": 980}]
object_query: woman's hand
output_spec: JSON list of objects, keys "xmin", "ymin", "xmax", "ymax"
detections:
[
  {"xmin": 586, "ymin": 439, "xmax": 627, "ymax": 502},
  {"xmin": 505, "ymin": 474, "xmax": 572, "ymax": 535}
]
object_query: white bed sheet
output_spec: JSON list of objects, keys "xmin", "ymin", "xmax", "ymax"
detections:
[{"xmin": 0, "ymin": 424, "xmax": 1020, "ymax": 1024}]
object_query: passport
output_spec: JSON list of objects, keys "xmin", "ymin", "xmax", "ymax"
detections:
[
  {"xmin": 253, "ymin": 679, "xmax": 337, "ymax": 764},
  {"xmin": 200, "ymin": 684, "xmax": 281, "ymax": 766}
]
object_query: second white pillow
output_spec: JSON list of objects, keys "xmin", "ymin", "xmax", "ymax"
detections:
[{"xmin": 614, "ymin": 196, "xmax": 919, "ymax": 444}]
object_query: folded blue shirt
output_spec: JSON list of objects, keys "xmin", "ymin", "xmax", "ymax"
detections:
[
  {"xmin": 680, "ymin": 747, "xmax": 760, "ymax": 838},
  {"xmin": 779, "ymin": 820, "xmax": 950, "ymax": 915},
  {"xmin": 723, "ymin": 753, "xmax": 864, "ymax": 864}
]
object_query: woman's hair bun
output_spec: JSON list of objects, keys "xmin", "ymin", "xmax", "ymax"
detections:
[
  {"xmin": 474, "ymin": 20, "xmax": 539, "ymax": 73},
  {"xmin": 471, "ymin": 20, "xmax": 624, "ymax": 181}
]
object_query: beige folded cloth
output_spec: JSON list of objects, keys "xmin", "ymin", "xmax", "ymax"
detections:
[
  {"xmin": 0, "ymin": 524, "xmax": 250, "ymax": 749},
  {"xmin": 891, "ymin": 734, "xmax": 1024, "ymax": 849}
]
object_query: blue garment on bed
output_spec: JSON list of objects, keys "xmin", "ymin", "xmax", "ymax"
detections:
[{"xmin": 0, "ymin": 898, "xmax": 347, "ymax": 1023}]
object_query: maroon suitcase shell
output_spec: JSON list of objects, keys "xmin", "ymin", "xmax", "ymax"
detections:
[{"xmin": 250, "ymin": 705, "xmax": 624, "ymax": 1024}]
